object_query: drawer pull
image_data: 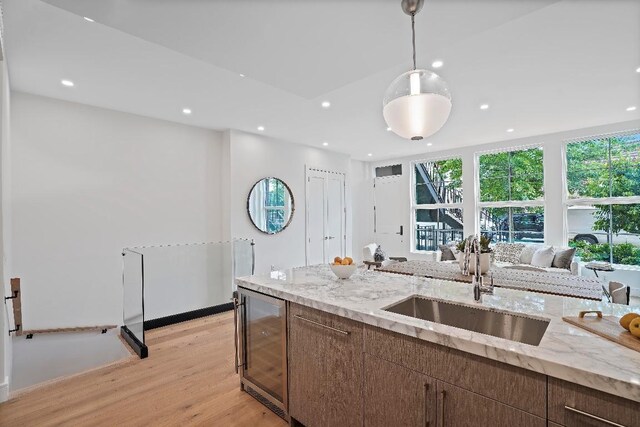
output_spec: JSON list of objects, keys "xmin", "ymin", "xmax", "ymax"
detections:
[
  {"xmin": 423, "ymin": 382, "xmax": 429, "ymax": 427},
  {"xmin": 564, "ymin": 406, "xmax": 625, "ymax": 427},
  {"xmin": 293, "ymin": 314, "xmax": 350, "ymax": 335},
  {"xmin": 439, "ymin": 390, "xmax": 446, "ymax": 427}
]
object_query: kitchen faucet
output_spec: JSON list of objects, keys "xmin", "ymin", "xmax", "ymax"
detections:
[{"xmin": 461, "ymin": 235, "xmax": 494, "ymax": 302}]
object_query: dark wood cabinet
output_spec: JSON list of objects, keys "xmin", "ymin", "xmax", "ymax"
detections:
[
  {"xmin": 288, "ymin": 303, "xmax": 363, "ymax": 427},
  {"xmin": 548, "ymin": 377, "xmax": 640, "ymax": 427},
  {"xmin": 363, "ymin": 353, "xmax": 436, "ymax": 427},
  {"xmin": 436, "ymin": 381, "xmax": 546, "ymax": 427}
]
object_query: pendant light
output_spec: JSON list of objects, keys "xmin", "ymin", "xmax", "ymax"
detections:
[{"xmin": 383, "ymin": 0, "xmax": 452, "ymax": 141}]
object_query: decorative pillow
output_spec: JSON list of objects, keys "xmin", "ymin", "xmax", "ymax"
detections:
[
  {"xmin": 519, "ymin": 245, "xmax": 542, "ymax": 265},
  {"xmin": 531, "ymin": 246, "xmax": 555, "ymax": 268},
  {"xmin": 438, "ymin": 243, "xmax": 458, "ymax": 261},
  {"xmin": 493, "ymin": 243, "xmax": 525, "ymax": 264},
  {"xmin": 374, "ymin": 245, "xmax": 388, "ymax": 262},
  {"xmin": 552, "ymin": 247, "xmax": 576, "ymax": 270}
]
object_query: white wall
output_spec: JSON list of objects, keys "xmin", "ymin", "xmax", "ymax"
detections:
[
  {"xmin": 361, "ymin": 119, "xmax": 640, "ymax": 294},
  {"xmin": 226, "ymin": 130, "xmax": 352, "ymax": 273},
  {"xmin": 10, "ymin": 92, "xmax": 224, "ymax": 329},
  {"xmin": 0, "ymin": 58, "xmax": 12, "ymax": 402}
]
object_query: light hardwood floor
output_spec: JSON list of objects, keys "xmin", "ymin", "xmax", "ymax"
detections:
[{"xmin": 0, "ymin": 312, "xmax": 288, "ymax": 427}]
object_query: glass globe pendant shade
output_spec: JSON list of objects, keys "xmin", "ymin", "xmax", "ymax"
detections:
[{"xmin": 383, "ymin": 69, "xmax": 452, "ymax": 140}]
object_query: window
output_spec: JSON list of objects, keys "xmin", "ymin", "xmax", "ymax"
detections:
[
  {"xmin": 413, "ymin": 158, "xmax": 463, "ymax": 251},
  {"xmin": 565, "ymin": 131, "xmax": 640, "ymax": 266},
  {"xmin": 263, "ymin": 178, "xmax": 288, "ymax": 233},
  {"xmin": 375, "ymin": 164, "xmax": 402, "ymax": 177},
  {"xmin": 478, "ymin": 147, "xmax": 544, "ymax": 243}
]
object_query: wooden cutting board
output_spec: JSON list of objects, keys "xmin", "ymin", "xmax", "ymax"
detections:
[{"xmin": 563, "ymin": 311, "xmax": 640, "ymax": 353}]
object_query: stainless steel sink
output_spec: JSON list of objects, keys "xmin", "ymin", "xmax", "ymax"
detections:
[{"xmin": 383, "ymin": 296, "xmax": 549, "ymax": 346}]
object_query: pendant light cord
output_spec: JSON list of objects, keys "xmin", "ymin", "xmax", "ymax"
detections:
[{"xmin": 411, "ymin": 13, "xmax": 416, "ymax": 70}]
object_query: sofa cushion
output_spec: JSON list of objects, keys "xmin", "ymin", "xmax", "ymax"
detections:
[
  {"xmin": 519, "ymin": 244, "xmax": 543, "ymax": 264},
  {"xmin": 543, "ymin": 267, "xmax": 573, "ymax": 275},
  {"xmin": 494, "ymin": 243, "xmax": 526, "ymax": 264},
  {"xmin": 531, "ymin": 246, "xmax": 555, "ymax": 267},
  {"xmin": 552, "ymin": 247, "xmax": 576, "ymax": 270},
  {"xmin": 503, "ymin": 264, "xmax": 547, "ymax": 273}
]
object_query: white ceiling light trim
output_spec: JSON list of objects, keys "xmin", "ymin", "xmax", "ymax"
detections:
[
  {"xmin": 83, "ymin": 17, "xmax": 95, "ymax": 23},
  {"xmin": 627, "ymin": 106, "xmax": 637, "ymax": 112},
  {"xmin": 61, "ymin": 79, "xmax": 74, "ymax": 87},
  {"xmin": 383, "ymin": 0, "xmax": 452, "ymax": 141},
  {"xmin": 480, "ymin": 104, "xmax": 490, "ymax": 110},
  {"xmin": 431, "ymin": 60, "xmax": 443, "ymax": 68},
  {"xmin": 321, "ymin": 101, "xmax": 331, "ymax": 109},
  {"xmin": 506, "ymin": 128, "xmax": 515, "ymax": 133},
  {"xmin": 322, "ymin": 141, "xmax": 329, "ymax": 146},
  {"xmin": 182, "ymin": 108, "xmax": 192, "ymax": 115},
  {"xmin": 257, "ymin": 126, "xmax": 265, "ymax": 131}
]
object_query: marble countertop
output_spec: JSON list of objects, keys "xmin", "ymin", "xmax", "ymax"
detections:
[{"xmin": 236, "ymin": 265, "xmax": 640, "ymax": 402}]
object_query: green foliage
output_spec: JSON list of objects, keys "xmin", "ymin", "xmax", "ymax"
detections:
[
  {"xmin": 569, "ymin": 241, "xmax": 640, "ymax": 266},
  {"xmin": 567, "ymin": 135, "xmax": 640, "ymax": 235},
  {"xmin": 456, "ymin": 235, "xmax": 492, "ymax": 253},
  {"xmin": 478, "ymin": 148, "xmax": 544, "ymax": 202}
]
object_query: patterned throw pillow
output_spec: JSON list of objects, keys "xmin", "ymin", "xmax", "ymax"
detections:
[{"xmin": 493, "ymin": 243, "xmax": 526, "ymax": 264}]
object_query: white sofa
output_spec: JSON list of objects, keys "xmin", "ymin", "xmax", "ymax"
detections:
[{"xmin": 436, "ymin": 243, "xmax": 580, "ymax": 275}]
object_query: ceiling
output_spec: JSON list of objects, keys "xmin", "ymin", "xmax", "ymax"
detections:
[{"xmin": 3, "ymin": 0, "xmax": 640, "ymax": 160}]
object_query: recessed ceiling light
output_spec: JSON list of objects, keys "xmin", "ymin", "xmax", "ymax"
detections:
[
  {"xmin": 239, "ymin": 73, "xmax": 246, "ymax": 78},
  {"xmin": 83, "ymin": 17, "xmax": 94, "ymax": 22},
  {"xmin": 427, "ymin": 143, "xmax": 433, "ymax": 146},
  {"xmin": 61, "ymin": 79, "xmax": 74, "ymax": 87},
  {"xmin": 386, "ymin": 127, "xmax": 392, "ymax": 131},
  {"xmin": 431, "ymin": 60, "xmax": 444, "ymax": 68},
  {"xmin": 321, "ymin": 101, "xmax": 331, "ymax": 109},
  {"xmin": 322, "ymin": 142, "xmax": 329, "ymax": 146},
  {"xmin": 182, "ymin": 108, "xmax": 192, "ymax": 115},
  {"xmin": 627, "ymin": 106, "xmax": 637, "ymax": 112},
  {"xmin": 257, "ymin": 126, "xmax": 265, "ymax": 131},
  {"xmin": 367, "ymin": 153, "xmax": 373, "ymax": 157},
  {"xmin": 636, "ymin": 67, "xmax": 640, "ymax": 73},
  {"xmin": 480, "ymin": 104, "xmax": 490, "ymax": 110},
  {"xmin": 506, "ymin": 128, "xmax": 514, "ymax": 133}
]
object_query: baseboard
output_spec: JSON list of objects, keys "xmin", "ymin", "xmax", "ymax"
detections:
[
  {"xmin": 143, "ymin": 303, "xmax": 234, "ymax": 331},
  {"xmin": 120, "ymin": 326, "xmax": 148, "ymax": 359},
  {"xmin": 0, "ymin": 377, "xmax": 9, "ymax": 402}
]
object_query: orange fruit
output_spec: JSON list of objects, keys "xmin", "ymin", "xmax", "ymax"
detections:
[
  {"xmin": 344, "ymin": 257, "xmax": 353, "ymax": 265},
  {"xmin": 334, "ymin": 256, "xmax": 342, "ymax": 264},
  {"xmin": 341, "ymin": 258, "xmax": 350, "ymax": 265},
  {"xmin": 629, "ymin": 317, "xmax": 640, "ymax": 339},
  {"xmin": 619, "ymin": 313, "xmax": 640, "ymax": 331}
]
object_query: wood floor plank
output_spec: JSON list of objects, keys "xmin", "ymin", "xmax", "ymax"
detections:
[{"xmin": 0, "ymin": 312, "xmax": 288, "ymax": 427}]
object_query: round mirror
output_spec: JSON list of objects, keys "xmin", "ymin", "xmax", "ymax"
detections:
[{"xmin": 247, "ymin": 177, "xmax": 294, "ymax": 234}]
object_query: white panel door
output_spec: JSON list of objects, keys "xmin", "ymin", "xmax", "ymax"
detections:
[
  {"xmin": 306, "ymin": 169, "xmax": 346, "ymax": 265},
  {"xmin": 374, "ymin": 176, "xmax": 405, "ymax": 256},
  {"xmin": 306, "ymin": 173, "xmax": 326, "ymax": 265},
  {"xmin": 326, "ymin": 173, "xmax": 345, "ymax": 260}
]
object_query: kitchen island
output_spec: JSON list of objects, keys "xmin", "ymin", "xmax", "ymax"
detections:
[{"xmin": 236, "ymin": 265, "xmax": 640, "ymax": 426}]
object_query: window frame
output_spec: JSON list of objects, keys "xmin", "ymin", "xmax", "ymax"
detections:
[
  {"xmin": 410, "ymin": 156, "xmax": 464, "ymax": 253},
  {"xmin": 475, "ymin": 144, "xmax": 545, "ymax": 244},
  {"xmin": 562, "ymin": 129, "xmax": 640, "ymax": 266}
]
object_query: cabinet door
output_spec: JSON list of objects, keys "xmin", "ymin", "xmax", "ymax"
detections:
[
  {"xmin": 548, "ymin": 377, "xmax": 640, "ymax": 427},
  {"xmin": 288, "ymin": 304, "xmax": 363, "ymax": 427},
  {"xmin": 364, "ymin": 353, "xmax": 436, "ymax": 427},
  {"xmin": 436, "ymin": 381, "xmax": 546, "ymax": 427}
]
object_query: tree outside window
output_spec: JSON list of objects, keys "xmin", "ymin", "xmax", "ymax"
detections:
[
  {"xmin": 478, "ymin": 147, "xmax": 545, "ymax": 243},
  {"xmin": 566, "ymin": 132, "xmax": 640, "ymax": 266}
]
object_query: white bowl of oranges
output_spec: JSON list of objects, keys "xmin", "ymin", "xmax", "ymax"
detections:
[{"xmin": 329, "ymin": 256, "xmax": 357, "ymax": 279}]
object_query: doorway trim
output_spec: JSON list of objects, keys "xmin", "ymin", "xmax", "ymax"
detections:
[{"xmin": 304, "ymin": 166, "xmax": 347, "ymax": 266}]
